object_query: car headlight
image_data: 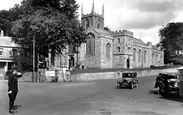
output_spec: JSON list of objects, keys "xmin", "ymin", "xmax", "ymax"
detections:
[{"xmin": 174, "ymin": 82, "xmax": 178, "ymax": 87}]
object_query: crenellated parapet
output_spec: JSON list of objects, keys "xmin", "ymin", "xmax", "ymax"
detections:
[
  {"xmin": 112, "ymin": 30, "xmax": 133, "ymax": 37},
  {"xmin": 82, "ymin": 13, "xmax": 104, "ymax": 19}
]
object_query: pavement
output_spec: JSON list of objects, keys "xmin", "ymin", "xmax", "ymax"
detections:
[{"xmin": 0, "ymin": 75, "xmax": 183, "ymax": 115}]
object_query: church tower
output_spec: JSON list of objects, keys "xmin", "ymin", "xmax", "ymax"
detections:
[{"xmin": 81, "ymin": 0, "xmax": 104, "ymax": 29}]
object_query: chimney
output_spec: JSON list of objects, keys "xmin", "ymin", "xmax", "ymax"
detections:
[{"xmin": 0, "ymin": 30, "xmax": 4, "ymax": 37}]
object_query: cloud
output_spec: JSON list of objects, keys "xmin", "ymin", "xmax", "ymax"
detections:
[
  {"xmin": 0, "ymin": 0, "xmax": 21, "ymax": 10},
  {"xmin": 76, "ymin": 0, "xmax": 183, "ymax": 45},
  {"xmin": 105, "ymin": 0, "xmax": 183, "ymax": 30},
  {"xmin": 130, "ymin": 26, "xmax": 162, "ymax": 45},
  {"xmin": 137, "ymin": 0, "xmax": 183, "ymax": 13}
]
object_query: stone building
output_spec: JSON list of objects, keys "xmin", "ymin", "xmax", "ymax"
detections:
[
  {"xmin": 0, "ymin": 30, "xmax": 21, "ymax": 78},
  {"xmin": 54, "ymin": 1, "xmax": 164, "ymax": 69}
]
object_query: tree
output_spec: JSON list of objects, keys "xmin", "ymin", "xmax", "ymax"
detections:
[
  {"xmin": 158, "ymin": 22, "xmax": 183, "ymax": 64},
  {"xmin": 0, "ymin": 10, "xmax": 12, "ymax": 36},
  {"xmin": 104, "ymin": 27, "xmax": 111, "ymax": 31},
  {"xmin": 10, "ymin": 0, "xmax": 86, "ymax": 71}
]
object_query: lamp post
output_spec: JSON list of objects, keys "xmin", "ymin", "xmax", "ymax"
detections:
[
  {"xmin": 76, "ymin": 43, "xmax": 79, "ymax": 66},
  {"xmin": 32, "ymin": 37, "xmax": 35, "ymax": 82},
  {"xmin": 37, "ymin": 48, "xmax": 39, "ymax": 82},
  {"xmin": 48, "ymin": 49, "xmax": 51, "ymax": 70}
]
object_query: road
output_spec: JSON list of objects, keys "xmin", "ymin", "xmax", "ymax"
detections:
[{"xmin": 0, "ymin": 75, "xmax": 183, "ymax": 115}]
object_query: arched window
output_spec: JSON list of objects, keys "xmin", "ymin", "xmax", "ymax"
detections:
[
  {"xmin": 86, "ymin": 18, "xmax": 90, "ymax": 27},
  {"xmin": 144, "ymin": 51, "xmax": 146, "ymax": 62},
  {"xmin": 97, "ymin": 19, "xmax": 101, "ymax": 28},
  {"xmin": 160, "ymin": 55, "xmax": 162, "ymax": 64},
  {"xmin": 156, "ymin": 54, "xmax": 159, "ymax": 65},
  {"xmin": 86, "ymin": 33, "xmax": 95, "ymax": 55},
  {"xmin": 118, "ymin": 38, "xmax": 120, "ymax": 43},
  {"xmin": 138, "ymin": 50, "xmax": 141, "ymax": 62},
  {"xmin": 106, "ymin": 43, "xmax": 111, "ymax": 59},
  {"xmin": 152, "ymin": 53, "xmax": 154, "ymax": 64},
  {"xmin": 133, "ymin": 48, "xmax": 136, "ymax": 62},
  {"xmin": 117, "ymin": 47, "xmax": 120, "ymax": 53},
  {"xmin": 97, "ymin": 23, "xmax": 100, "ymax": 28}
]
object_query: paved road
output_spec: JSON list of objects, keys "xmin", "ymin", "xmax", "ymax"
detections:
[{"xmin": 0, "ymin": 75, "xmax": 183, "ymax": 115}]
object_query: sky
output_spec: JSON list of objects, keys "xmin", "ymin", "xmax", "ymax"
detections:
[{"xmin": 0, "ymin": 0, "xmax": 183, "ymax": 45}]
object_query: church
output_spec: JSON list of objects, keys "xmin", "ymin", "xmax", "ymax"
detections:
[{"xmin": 54, "ymin": 1, "xmax": 164, "ymax": 69}]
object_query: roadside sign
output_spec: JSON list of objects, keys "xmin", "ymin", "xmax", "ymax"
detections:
[{"xmin": 45, "ymin": 71, "xmax": 55, "ymax": 77}]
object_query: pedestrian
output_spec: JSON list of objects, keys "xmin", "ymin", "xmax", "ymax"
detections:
[{"xmin": 7, "ymin": 66, "xmax": 22, "ymax": 114}]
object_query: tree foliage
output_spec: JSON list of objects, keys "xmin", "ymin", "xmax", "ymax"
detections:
[
  {"xmin": 158, "ymin": 22, "xmax": 183, "ymax": 64},
  {"xmin": 0, "ymin": 0, "xmax": 86, "ymax": 71},
  {"xmin": 0, "ymin": 10, "xmax": 12, "ymax": 35}
]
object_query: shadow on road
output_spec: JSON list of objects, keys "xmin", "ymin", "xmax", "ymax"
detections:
[
  {"xmin": 149, "ymin": 90, "xmax": 158, "ymax": 95},
  {"xmin": 14, "ymin": 105, "xmax": 22, "ymax": 110},
  {"xmin": 149, "ymin": 90, "xmax": 183, "ymax": 103},
  {"xmin": 159, "ymin": 96, "xmax": 183, "ymax": 103}
]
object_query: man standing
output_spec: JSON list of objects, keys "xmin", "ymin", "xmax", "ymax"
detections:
[{"xmin": 8, "ymin": 66, "xmax": 22, "ymax": 114}]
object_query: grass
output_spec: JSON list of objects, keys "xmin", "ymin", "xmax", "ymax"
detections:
[{"xmin": 70, "ymin": 65, "xmax": 182, "ymax": 74}]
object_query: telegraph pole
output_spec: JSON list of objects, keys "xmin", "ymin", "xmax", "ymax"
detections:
[
  {"xmin": 37, "ymin": 48, "xmax": 39, "ymax": 82},
  {"xmin": 33, "ymin": 37, "xmax": 35, "ymax": 82}
]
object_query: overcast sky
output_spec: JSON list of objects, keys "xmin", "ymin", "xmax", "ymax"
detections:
[{"xmin": 1, "ymin": 0, "xmax": 183, "ymax": 45}]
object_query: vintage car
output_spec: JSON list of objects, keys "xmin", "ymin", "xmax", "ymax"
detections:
[
  {"xmin": 155, "ymin": 72, "xmax": 179, "ymax": 97},
  {"xmin": 117, "ymin": 72, "xmax": 138, "ymax": 89}
]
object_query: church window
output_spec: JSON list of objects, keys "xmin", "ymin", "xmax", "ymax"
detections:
[
  {"xmin": 117, "ymin": 47, "xmax": 120, "ymax": 52},
  {"xmin": 144, "ymin": 51, "xmax": 146, "ymax": 62},
  {"xmin": 97, "ymin": 23, "xmax": 100, "ymax": 28},
  {"xmin": 86, "ymin": 18, "xmax": 90, "ymax": 27},
  {"xmin": 106, "ymin": 43, "xmax": 111, "ymax": 59},
  {"xmin": 133, "ymin": 48, "xmax": 136, "ymax": 62},
  {"xmin": 86, "ymin": 33, "xmax": 95, "ymax": 55},
  {"xmin": 160, "ymin": 55, "xmax": 162, "ymax": 64},
  {"xmin": 152, "ymin": 53, "xmax": 154, "ymax": 64},
  {"xmin": 118, "ymin": 38, "xmax": 120, "ymax": 43},
  {"xmin": 97, "ymin": 19, "xmax": 101, "ymax": 28},
  {"xmin": 156, "ymin": 54, "xmax": 158, "ymax": 65},
  {"xmin": 138, "ymin": 50, "xmax": 141, "ymax": 62}
]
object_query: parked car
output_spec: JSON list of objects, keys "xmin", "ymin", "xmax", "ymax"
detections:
[
  {"xmin": 117, "ymin": 72, "xmax": 138, "ymax": 89},
  {"xmin": 155, "ymin": 72, "xmax": 179, "ymax": 97}
]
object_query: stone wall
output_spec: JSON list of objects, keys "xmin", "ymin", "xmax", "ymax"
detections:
[
  {"xmin": 10, "ymin": 68, "xmax": 179, "ymax": 82},
  {"xmin": 113, "ymin": 55, "xmax": 126, "ymax": 68},
  {"xmin": 100, "ymin": 37, "xmax": 113, "ymax": 68},
  {"xmin": 70, "ymin": 68, "xmax": 178, "ymax": 81}
]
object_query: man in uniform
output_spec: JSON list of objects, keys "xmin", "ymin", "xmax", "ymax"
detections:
[{"xmin": 8, "ymin": 66, "xmax": 22, "ymax": 114}]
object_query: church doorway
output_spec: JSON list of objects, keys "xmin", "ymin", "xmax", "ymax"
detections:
[
  {"xmin": 127, "ymin": 58, "xmax": 130, "ymax": 68},
  {"xmin": 69, "ymin": 56, "xmax": 75, "ymax": 69}
]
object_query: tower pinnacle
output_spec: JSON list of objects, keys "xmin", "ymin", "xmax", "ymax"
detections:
[
  {"xmin": 102, "ymin": 4, "xmax": 104, "ymax": 17},
  {"xmin": 91, "ymin": 0, "xmax": 95, "ymax": 14},
  {"xmin": 81, "ymin": 3, "xmax": 83, "ymax": 17}
]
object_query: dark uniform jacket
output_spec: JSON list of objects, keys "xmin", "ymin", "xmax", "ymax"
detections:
[{"xmin": 8, "ymin": 73, "xmax": 20, "ymax": 92}]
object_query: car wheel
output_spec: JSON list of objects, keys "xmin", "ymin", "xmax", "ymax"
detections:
[
  {"xmin": 135, "ymin": 82, "xmax": 138, "ymax": 87},
  {"xmin": 157, "ymin": 87, "xmax": 160, "ymax": 95},
  {"xmin": 117, "ymin": 84, "xmax": 120, "ymax": 89},
  {"xmin": 131, "ymin": 83, "xmax": 134, "ymax": 89}
]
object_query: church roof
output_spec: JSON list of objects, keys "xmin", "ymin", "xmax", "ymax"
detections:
[
  {"xmin": 90, "ymin": 26, "xmax": 113, "ymax": 38},
  {"xmin": 133, "ymin": 37, "xmax": 146, "ymax": 45},
  {"xmin": 0, "ymin": 36, "xmax": 21, "ymax": 48}
]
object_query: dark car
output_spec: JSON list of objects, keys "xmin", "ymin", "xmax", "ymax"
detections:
[
  {"xmin": 155, "ymin": 72, "xmax": 179, "ymax": 97},
  {"xmin": 117, "ymin": 72, "xmax": 138, "ymax": 89}
]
